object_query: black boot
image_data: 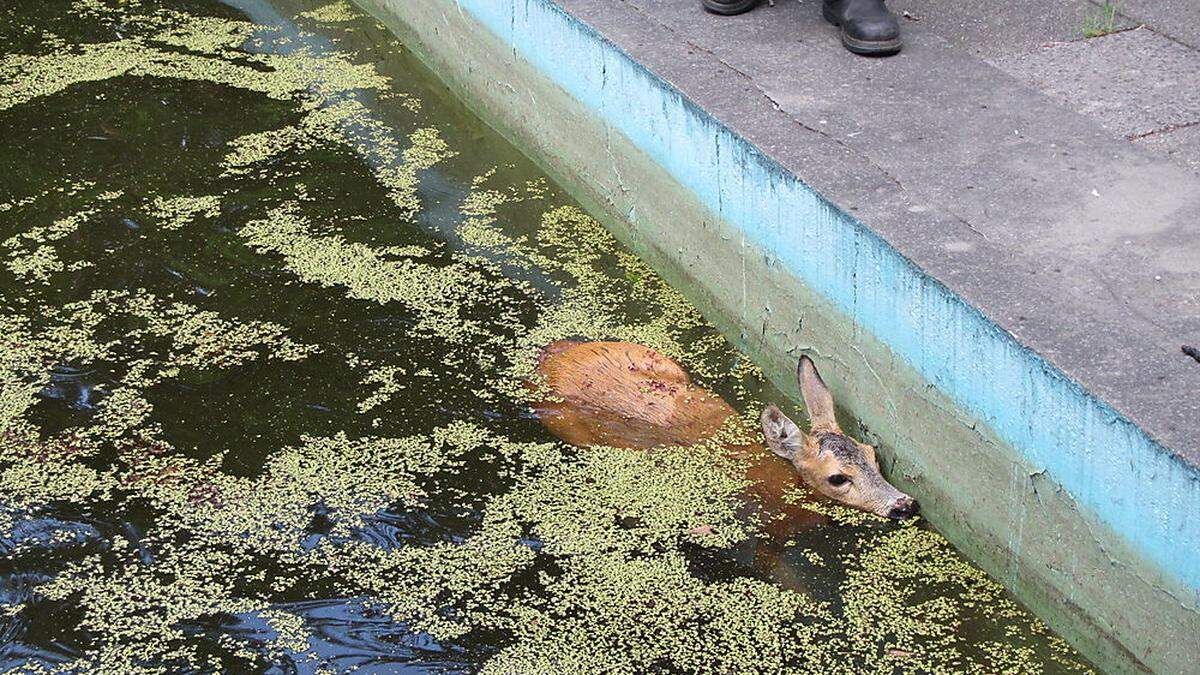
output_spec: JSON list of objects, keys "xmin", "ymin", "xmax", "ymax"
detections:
[
  {"xmin": 822, "ymin": 0, "xmax": 902, "ymax": 55},
  {"xmin": 701, "ymin": 0, "xmax": 760, "ymax": 16}
]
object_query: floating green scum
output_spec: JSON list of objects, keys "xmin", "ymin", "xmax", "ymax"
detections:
[{"xmin": 0, "ymin": 0, "xmax": 1091, "ymax": 672}]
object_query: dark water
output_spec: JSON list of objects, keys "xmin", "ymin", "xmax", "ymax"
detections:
[{"xmin": 0, "ymin": 1, "xmax": 1092, "ymax": 672}]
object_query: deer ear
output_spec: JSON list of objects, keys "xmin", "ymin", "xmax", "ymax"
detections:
[
  {"xmin": 798, "ymin": 355, "xmax": 839, "ymax": 432},
  {"xmin": 761, "ymin": 404, "xmax": 805, "ymax": 460}
]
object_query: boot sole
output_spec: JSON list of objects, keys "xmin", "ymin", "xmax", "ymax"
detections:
[
  {"xmin": 841, "ymin": 31, "xmax": 902, "ymax": 55},
  {"xmin": 821, "ymin": 4, "xmax": 903, "ymax": 55},
  {"xmin": 701, "ymin": 0, "xmax": 760, "ymax": 16}
]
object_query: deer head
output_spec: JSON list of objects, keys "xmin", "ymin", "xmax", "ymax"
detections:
[{"xmin": 761, "ymin": 356, "xmax": 918, "ymax": 519}]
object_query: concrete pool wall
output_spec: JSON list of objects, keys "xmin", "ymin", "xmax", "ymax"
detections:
[{"xmin": 346, "ymin": 0, "xmax": 1200, "ymax": 671}]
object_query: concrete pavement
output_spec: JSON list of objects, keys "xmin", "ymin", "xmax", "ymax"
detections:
[{"xmin": 898, "ymin": 0, "xmax": 1200, "ymax": 174}]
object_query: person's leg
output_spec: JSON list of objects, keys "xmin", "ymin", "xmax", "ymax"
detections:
[
  {"xmin": 701, "ymin": 0, "xmax": 760, "ymax": 16},
  {"xmin": 822, "ymin": 0, "xmax": 902, "ymax": 55}
]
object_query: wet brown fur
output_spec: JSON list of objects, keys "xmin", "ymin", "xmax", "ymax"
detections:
[
  {"xmin": 531, "ymin": 340, "xmax": 739, "ymax": 449},
  {"xmin": 529, "ymin": 341, "xmax": 829, "ymax": 535},
  {"xmin": 532, "ymin": 341, "xmax": 914, "ymax": 519}
]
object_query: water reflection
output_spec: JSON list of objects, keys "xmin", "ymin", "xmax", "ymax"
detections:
[{"xmin": 186, "ymin": 600, "xmax": 472, "ymax": 673}]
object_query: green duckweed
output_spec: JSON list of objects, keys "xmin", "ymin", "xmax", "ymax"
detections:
[{"xmin": 0, "ymin": 0, "xmax": 1093, "ymax": 672}]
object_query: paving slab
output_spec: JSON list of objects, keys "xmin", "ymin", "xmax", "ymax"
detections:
[
  {"xmin": 1110, "ymin": 0, "xmax": 1200, "ymax": 49},
  {"xmin": 1134, "ymin": 123, "xmax": 1200, "ymax": 175},
  {"xmin": 993, "ymin": 26, "xmax": 1200, "ymax": 137},
  {"xmin": 887, "ymin": 0, "xmax": 1134, "ymax": 59}
]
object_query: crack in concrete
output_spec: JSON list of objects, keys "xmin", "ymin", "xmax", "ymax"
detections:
[
  {"xmin": 850, "ymin": 341, "xmax": 898, "ymax": 427},
  {"xmin": 598, "ymin": 59, "xmax": 634, "ymax": 198},
  {"xmin": 1128, "ymin": 118, "xmax": 1200, "ymax": 141},
  {"xmin": 1035, "ymin": 23, "xmax": 1142, "ymax": 49},
  {"xmin": 1140, "ymin": 22, "xmax": 1200, "ymax": 54}
]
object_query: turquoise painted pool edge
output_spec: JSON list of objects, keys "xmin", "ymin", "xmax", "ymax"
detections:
[{"xmin": 455, "ymin": 0, "xmax": 1200, "ymax": 596}]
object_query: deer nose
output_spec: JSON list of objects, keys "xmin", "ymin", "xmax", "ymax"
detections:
[{"xmin": 886, "ymin": 496, "xmax": 919, "ymax": 520}]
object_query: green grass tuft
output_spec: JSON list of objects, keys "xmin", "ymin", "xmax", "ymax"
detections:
[{"xmin": 1082, "ymin": 1, "xmax": 1121, "ymax": 38}]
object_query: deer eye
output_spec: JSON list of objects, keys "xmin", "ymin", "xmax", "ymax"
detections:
[{"xmin": 827, "ymin": 474, "xmax": 850, "ymax": 487}]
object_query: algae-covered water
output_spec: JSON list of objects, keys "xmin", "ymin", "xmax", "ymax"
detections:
[{"xmin": 0, "ymin": 1, "xmax": 1093, "ymax": 672}]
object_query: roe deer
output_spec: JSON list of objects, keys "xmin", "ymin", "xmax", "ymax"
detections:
[
  {"xmin": 530, "ymin": 340, "xmax": 917, "ymax": 521},
  {"xmin": 761, "ymin": 355, "xmax": 917, "ymax": 519}
]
